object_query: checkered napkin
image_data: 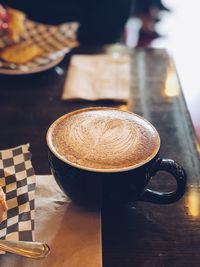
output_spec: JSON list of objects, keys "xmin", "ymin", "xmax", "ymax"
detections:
[
  {"xmin": 0, "ymin": 17, "xmax": 79, "ymax": 73},
  {"xmin": 0, "ymin": 144, "xmax": 36, "ymax": 254}
]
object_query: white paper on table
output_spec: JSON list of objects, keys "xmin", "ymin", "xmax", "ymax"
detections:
[
  {"xmin": 0, "ymin": 175, "xmax": 102, "ymax": 267},
  {"xmin": 62, "ymin": 54, "xmax": 131, "ymax": 102}
]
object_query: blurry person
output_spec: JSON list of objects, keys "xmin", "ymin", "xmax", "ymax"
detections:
[{"xmin": 131, "ymin": 0, "xmax": 171, "ymax": 40}]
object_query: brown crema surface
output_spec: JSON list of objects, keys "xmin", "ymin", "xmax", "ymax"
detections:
[{"xmin": 47, "ymin": 108, "xmax": 160, "ymax": 171}]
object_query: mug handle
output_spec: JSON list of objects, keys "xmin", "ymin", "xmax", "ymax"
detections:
[{"xmin": 139, "ymin": 158, "xmax": 187, "ymax": 204}]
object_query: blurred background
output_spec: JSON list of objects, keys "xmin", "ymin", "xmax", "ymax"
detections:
[
  {"xmin": 1, "ymin": 0, "xmax": 199, "ymax": 141},
  {"xmin": 125, "ymin": 0, "xmax": 200, "ymax": 142}
]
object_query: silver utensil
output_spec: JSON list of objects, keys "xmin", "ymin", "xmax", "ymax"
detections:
[{"xmin": 0, "ymin": 240, "xmax": 50, "ymax": 259}]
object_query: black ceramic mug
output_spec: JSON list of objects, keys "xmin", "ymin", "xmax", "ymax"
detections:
[{"xmin": 46, "ymin": 107, "xmax": 187, "ymax": 210}]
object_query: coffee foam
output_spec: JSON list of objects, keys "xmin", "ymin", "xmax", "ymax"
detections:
[{"xmin": 47, "ymin": 108, "xmax": 160, "ymax": 171}]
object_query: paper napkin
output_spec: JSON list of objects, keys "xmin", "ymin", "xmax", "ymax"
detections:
[
  {"xmin": 62, "ymin": 54, "xmax": 131, "ymax": 102},
  {"xmin": 0, "ymin": 175, "xmax": 102, "ymax": 266},
  {"xmin": 0, "ymin": 144, "xmax": 36, "ymax": 253}
]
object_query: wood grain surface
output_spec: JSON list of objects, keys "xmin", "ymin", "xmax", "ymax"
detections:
[{"xmin": 0, "ymin": 46, "xmax": 199, "ymax": 266}]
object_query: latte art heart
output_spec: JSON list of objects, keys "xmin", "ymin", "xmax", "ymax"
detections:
[
  {"xmin": 47, "ymin": 108, "xmax": 160, "ymax": 171},
  {"xmin": 67, "ymin": 117, "xmax": 140, "ymax": 166}
]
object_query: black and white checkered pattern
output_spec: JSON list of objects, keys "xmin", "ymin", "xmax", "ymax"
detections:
[
  {"xmin": 0, "ymin": 144, "xmax": 36, "ymax": 253},
  {"xmin": 0, "ymin": 19, "xmax": 79, "ymax": 74}
]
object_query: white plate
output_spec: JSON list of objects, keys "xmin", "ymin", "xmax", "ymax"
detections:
[
  {"xmin": 0, "ymin": 19, "xmax": 79, "ymax": 75},
  {"xmin": 0, "ymin": 56, "xmax": 65, "ymax": 75}
]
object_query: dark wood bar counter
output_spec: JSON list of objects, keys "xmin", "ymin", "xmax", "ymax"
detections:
[{"xmin": 0, "ymin": 47, "xmax": 199, "ymax": 266}]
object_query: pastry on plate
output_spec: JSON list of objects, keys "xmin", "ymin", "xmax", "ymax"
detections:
[
  {"xmin": 0, "ymin": 4, "xmax": 26, "ymax": 43},
  {"xmin": 1, "ymin": 42, "xmax": 43, "ymax": 64}
]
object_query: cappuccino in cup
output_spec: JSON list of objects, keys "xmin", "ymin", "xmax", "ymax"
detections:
[
  {"xmin": 47, "ymin": 108, "xmax": 160, "ymax": 171},
  {"xmin": 47, "ymin": 107, "xmax": 186, "ymax": 210}
]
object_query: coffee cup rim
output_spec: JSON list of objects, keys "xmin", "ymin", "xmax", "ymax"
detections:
[{"xmin": 46, "ymin": 107, "xmax": 161, "ymax": 173}]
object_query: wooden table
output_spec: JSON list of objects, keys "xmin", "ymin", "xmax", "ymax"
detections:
[{"xmin": 0, "ymin": 46, "xmax": 200, "ymax": 266}]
